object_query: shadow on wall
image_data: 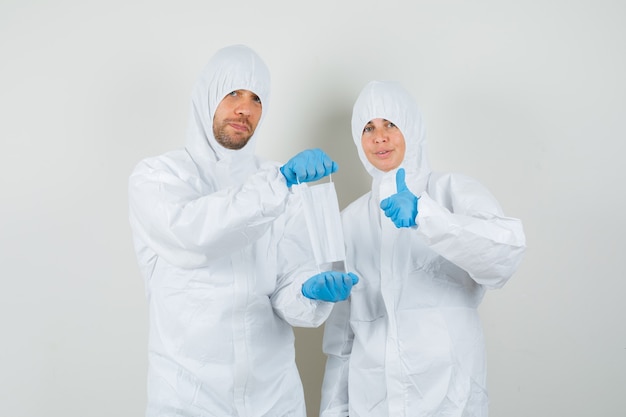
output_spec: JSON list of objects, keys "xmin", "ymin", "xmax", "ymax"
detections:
[{"xmin": 294, "ymin": 326, "xmax": 326, "ymax": 417}]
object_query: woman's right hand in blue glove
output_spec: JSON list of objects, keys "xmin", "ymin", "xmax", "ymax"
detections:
[
  {"xmin": 302, "ymin": 271, "xmax": 359, "ymax": 302},
  {"xmin": 280, "ymin": 148, "xmax": 338, "ymax": 187}
]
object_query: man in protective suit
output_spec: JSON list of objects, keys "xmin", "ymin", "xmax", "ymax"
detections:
[
  {"xmin": 320, "ymin": 81, "xmax": 526, "ymax": 417},
  {"xmin": 129, "ymin": 44, "xmax": 358, "ymax": 417}
]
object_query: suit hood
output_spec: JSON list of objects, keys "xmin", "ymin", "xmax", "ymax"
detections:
[
  {"xmin": 351, "ymin": 80, "xmax": 431, "ymax": 198},
  {"xmin": 185, "ymin": 45, "xmax": 271, "ymax": 184}
]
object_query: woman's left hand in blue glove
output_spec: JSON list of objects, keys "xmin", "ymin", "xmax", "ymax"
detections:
[{"xmin": 380, "ymin": 168, "xmax": 418, "ymax": 228}]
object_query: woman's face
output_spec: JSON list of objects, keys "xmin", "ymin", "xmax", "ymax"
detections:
[{"xmin": 360, "ymin": 118, "xmax": 406, "ymax": 172}]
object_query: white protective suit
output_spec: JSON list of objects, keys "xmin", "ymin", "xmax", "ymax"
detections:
[
  {"xmin": 320, "ymin": 81, "xmax": 526, "ymax": 417},
  {"xmin": 128, "ymin": 45, "xmax": 333, "ymax": 417}
]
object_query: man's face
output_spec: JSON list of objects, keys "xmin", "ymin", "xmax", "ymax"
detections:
[
  {"xmin": 360, "ymin": 118, "xmax": 406, "ymax": 172},
  {"xmin": 212, "ymin": 89, "xmax": 262, "ymax": 150}
]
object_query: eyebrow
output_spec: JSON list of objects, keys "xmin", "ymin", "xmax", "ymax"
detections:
[{"xmin": 365, "ymin": 118, "xmax": 391, "ymax": 125}]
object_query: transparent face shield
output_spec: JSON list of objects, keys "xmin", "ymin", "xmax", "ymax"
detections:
[{"xmin": 291, "ymin": 176, "xmax": 346, "ymax": 272}]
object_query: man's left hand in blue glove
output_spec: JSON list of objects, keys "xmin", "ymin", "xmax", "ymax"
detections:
[
  {"xmin": 380, "ymin": 168, "xmax": 419, "ymax": 228},
  {"xmin": 302, "ymin": 271, "xmax": 359, "ymax": 302},
  {"xmin": 280, "ymin": 148, "xmax": 338, "ymax": 187}
]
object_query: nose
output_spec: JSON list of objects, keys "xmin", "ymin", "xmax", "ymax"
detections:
[
  {"xmin": 373, "ymin": 133, "xmax": 388, "ymax": 143},
  {"xmin": 235, "ymin": 102, "xmax": 251, "ymax": 116}
]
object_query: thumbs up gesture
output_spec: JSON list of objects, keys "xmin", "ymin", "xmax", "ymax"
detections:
[{"xmin": 379, "ymin": 168, "xmax": 419, "ymax": 228}]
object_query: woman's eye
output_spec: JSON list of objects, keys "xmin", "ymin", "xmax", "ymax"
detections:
[{"xmin": 229, "ymin": 91, "xmax": 238, "ymax": 97}]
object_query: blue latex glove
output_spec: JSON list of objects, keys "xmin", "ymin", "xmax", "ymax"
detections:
[
  {"xmin": 302, "ymin": 271, "xmax": 359, "ymax": 302},
  {"xmin": 280, "ymin": 148, "xmax": 338, "ymax": 187},
  {"xmin": 380, "ymin": 168, "xmax": 419, "ymax": 228}
]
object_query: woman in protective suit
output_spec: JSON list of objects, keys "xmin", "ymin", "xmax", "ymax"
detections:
[{"xmin": 320, "ymin": 80, "xmax": 526, "ymax": 417}]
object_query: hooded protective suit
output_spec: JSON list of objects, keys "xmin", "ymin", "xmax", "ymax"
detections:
[
  {"xmin": 320, "ymin": 81, "xmax": 526, "ymax": 417},
  {"xmin": 129, "ymin": 45, "xmax": 332, "ymax": 417}
]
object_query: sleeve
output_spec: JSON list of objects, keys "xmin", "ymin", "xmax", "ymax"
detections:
[
  {"xmin": 128, "ymin": 157, "xmax": 290, "ymax": 269},
  {"xmin": 416, "ymin": 173, "xmax": 526, "ymax": 289},
  {"xmin": 270, "ymin": 193, "xmax": 334, "ymax": 328},
  {"xmin": 319, "ymin": 299, "xmax": 352, "ymax": 417}
]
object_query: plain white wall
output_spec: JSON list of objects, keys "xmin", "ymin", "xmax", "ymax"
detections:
[{"xmin": 1, "ymin": 1, "xmax": 624, "ymax": 416}]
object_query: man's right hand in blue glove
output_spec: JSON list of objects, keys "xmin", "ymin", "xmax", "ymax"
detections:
[
  {"xmin": 280, "ymin": 148, "xmax": 338, "ymax": 187},
  {"xmin": 302, "ymin": 271, "xmax": 359, "ymax": 302}
]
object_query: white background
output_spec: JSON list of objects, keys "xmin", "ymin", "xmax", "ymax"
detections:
[{"xmin": 1, "ymin": 1, "xmax": 624, "ymax": 416}]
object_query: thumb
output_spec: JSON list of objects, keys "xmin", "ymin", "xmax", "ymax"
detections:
[{"xmin": 396, "ymin": 168, "xmax": 408, "ymax": 193}]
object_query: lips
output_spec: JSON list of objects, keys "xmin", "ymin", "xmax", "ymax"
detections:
[
  {"xmin": 227, "ymin": 119, "xmax": 250, "ymax": 132},
  {"xmin": 374, "ymin": 149, "xmax": 392, "ymax": 158}
]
